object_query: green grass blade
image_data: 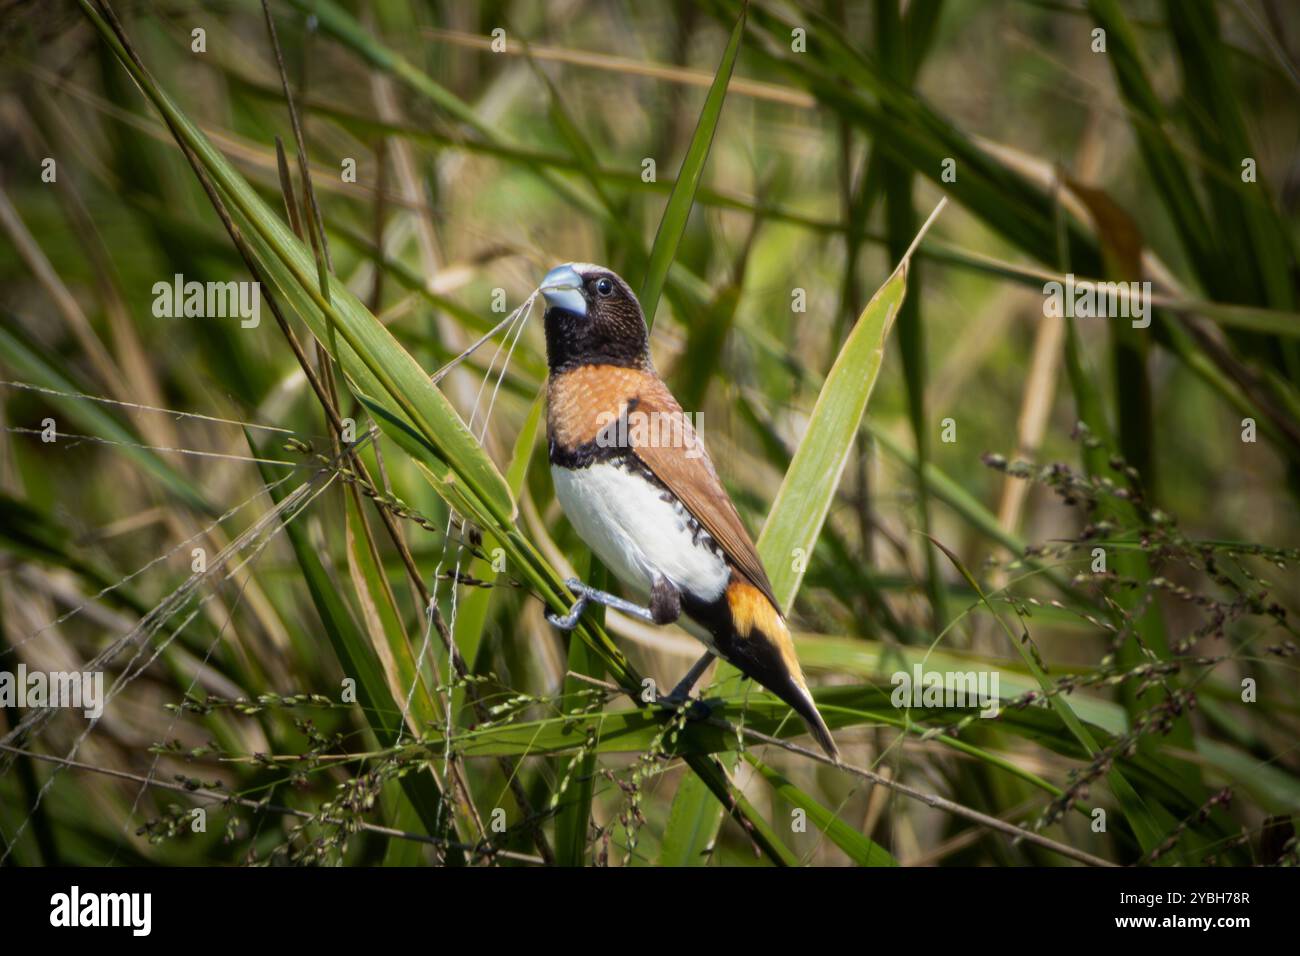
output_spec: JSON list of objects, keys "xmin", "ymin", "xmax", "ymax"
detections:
[
  {"xmin": 342, "ymin": 489, "xmax": 437, "ymax": 730},
  {"xmin": 744, "ymin": 754, "xmax": 898, "ymax": 866},
  {"xmin": 758, "ymin": 259, "xmax": 910, "ymax": 608},
  {"xmin": 638, "ymin": 4, "xmax": 745, "ymax": 326}
]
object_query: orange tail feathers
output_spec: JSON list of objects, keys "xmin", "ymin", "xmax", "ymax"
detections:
[{"xmin": 724, "ymin": 579, "xmax": 839, "ymax": 761}]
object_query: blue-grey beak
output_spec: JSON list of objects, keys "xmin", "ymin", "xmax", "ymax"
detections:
[{"xmin": 540, "ymin": 264, "xmax": 586, "ymax": 317}]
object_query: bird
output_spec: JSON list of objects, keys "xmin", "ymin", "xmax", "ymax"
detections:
[{"xmin": 538, "ymin": 261, "xmax": 839, "ymax": 760}]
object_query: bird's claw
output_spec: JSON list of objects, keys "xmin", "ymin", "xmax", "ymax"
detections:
[
  {"xmin": 546, "ymin": 601, "xmax": 586, "ymax": 631},
  {"xmin": 546, "ymin": 579, "xmax": 593, "ymax": 630}
]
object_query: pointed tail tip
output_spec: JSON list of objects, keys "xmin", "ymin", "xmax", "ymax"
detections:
[
  {"xmin": 791, "ymin": 686, "xmax": 839, "ymax": 761},
  {"xmin": 806, "ymin": 710, "xmax": 840, "ymax": 762}
]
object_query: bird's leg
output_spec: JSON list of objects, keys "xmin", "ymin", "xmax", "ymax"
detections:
[
  {"xmin": 547, "ymin": 577, "xmax": 715, "ymax": 717},
  {"xmin": 546, "ymin": 577, "xmax": 655, "ymax": 630},
  {"xmin": 655, "ymin": 651, "xmax": 716, "ymax": 706}
]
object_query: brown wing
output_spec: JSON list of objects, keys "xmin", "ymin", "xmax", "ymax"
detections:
[{"xmin": 628, "ymin": 375, "xmax": 781, "ymax": 613}]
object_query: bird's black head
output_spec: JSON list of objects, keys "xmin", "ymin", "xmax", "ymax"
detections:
[{"xmin": 540, "ymin": 263, "xmax": 650, "ymax": 373}]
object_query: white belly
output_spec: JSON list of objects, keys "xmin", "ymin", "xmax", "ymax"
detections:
[{"xmin": 551, "ymin": 461, "xmax": 730, "ymax": 602}]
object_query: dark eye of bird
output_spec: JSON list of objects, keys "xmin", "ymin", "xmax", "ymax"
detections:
[{"xmin": 595, "ymin": 277, "xmax": 614, "ymax": 297}]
